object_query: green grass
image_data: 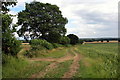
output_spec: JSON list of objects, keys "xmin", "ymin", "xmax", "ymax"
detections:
[
  {"xmin": 35, "ymin": 48, "xmax": 68, "ymax": 58},
  {"xmin": 2, "ymin": 54, "xmax": 51, "ymax": 78},
  {"xmin": 3, "ymin": 43, "xmax": 118, "ymax": 78},
  {"xmin": 74, "ymin": 43, "xmax": 118, "ymax": 78},
  {"xmin": 44, "ymin": 60, "xmax": 73, "ymax": 78}
]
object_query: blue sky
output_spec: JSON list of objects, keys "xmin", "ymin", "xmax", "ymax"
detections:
[{"xmin": 9, "ymin": 0, "xmax": 118, "ymax": 38}]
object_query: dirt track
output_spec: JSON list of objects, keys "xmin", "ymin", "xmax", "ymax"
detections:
[
  {"xmin": 62, "ymin": 49, "xmax": 81, "ymax": 78},
  {"xmin": 31, "ymin": 62, "xmax": 58, "ymax": 78},
  {"xmin": 30, "ymin": 48, "xmax": 82, "ymax": 78}
]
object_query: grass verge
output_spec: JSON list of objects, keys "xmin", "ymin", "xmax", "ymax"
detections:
[{"xmin": 2, "ymin": 54, "xmax": 51, "ymax": 78}]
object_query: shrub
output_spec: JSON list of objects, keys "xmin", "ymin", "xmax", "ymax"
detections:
[
  {"xmin": 107, "ymin": 40, "xmax": 109, "ymax": 42},
  {"xmin": 59, "ymin": 36, "xmax": 70, "ymax": 45},
  {"xmin": 30, "ymin": 39, "xmax": 53, "ymax": 50},
  {"xmin": 79, "ymin": 40, "xmax": 84, "ymax": 44},
  {"xmin": 64, "ymin": 44, "xmax": 72, "ymax": 47},
  {"xmin": 2, "ymin": 14, "xmax": 21, "ymax": 56},
  {"xmin": 31, "ymin": 45, "xmax": 45, "ymax": 51},
  {"xmin": 52, "ymin": 43, "xmax": 63, "ymax": 48},
  {"xmin": 24, "ymin": 50, "xmax": 33, "ymax": 58},
  {"xmin": 2, "ymin": 37, "xmax": 21, "ymax": 56}
]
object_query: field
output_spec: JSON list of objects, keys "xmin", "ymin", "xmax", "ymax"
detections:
[{"xmin": 3, "ymin": 43, "xmax": 118, "ymax": 78}]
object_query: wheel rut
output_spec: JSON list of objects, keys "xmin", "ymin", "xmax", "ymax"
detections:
[
  {"xmin": 29, "ymin": 48, "xmax": 82, "ymax": 78},
  {"xmin": 62, "ymin": 50, "xmax": 82, "ymax": 78},
  {"xmin": 31, "ymin": 62, "xmax": 58, "ymax": 78},
  {"xmin": 30, "ymin": 49, "xmax": 74, "ymax": 78}
]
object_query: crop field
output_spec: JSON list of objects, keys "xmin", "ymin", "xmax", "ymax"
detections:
[{"xmin": 3, "ymin": 43, "xmax": 118, "ymax": 78}]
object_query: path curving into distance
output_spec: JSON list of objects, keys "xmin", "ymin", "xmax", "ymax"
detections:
[
  {"xmin": 29, "ymin": 49, "xmax": 74, "ymax": 62},
  {"xmin": 29, "ymin": 47, "xmax": 82, "ymax": 78}
]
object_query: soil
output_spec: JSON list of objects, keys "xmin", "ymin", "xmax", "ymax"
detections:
[{"xmin": 30, "ymin": 48, "xmax": 83, "ymax": 78}]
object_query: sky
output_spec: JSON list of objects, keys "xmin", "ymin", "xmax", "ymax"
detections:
[{"xmin": 8, "ymin": 0, "xmax": 118, "ymax": 38}]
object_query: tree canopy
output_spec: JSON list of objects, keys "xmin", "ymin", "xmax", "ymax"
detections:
[
  {"xmin": 2, "ymin": 0, "xmax": 21, "ymax": 56},
  {"xmin": 2, "ymin": 0, "xmax": 17, "ymax": 13},
  {"xmin": 47, "ymin": 31, "xmax": 61, "ymax": 43},
  {"xmin": 17, "ymin": 1, "xmax": 68, "ymax": 40},
  {"xmin": 67, "ymin": 34, "xmax": 79, "ymax": 45}
]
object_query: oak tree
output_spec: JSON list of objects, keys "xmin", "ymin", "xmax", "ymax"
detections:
[{"xmin": 17, "ymin": 1, "xmax": 68, "ymax": 40}]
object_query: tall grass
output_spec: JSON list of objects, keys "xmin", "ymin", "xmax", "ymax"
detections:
[
  {"xmin": 2, "ymin": 54, "xmax": 51, "ymax": 78},
  {"xmin": 74, "ymin": 43, "xmax": 118, "ymax": 78}
]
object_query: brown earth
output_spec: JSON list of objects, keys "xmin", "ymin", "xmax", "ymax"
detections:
[
  {"xmin": 29, "ymin": 48, "xmax": 82, "ymax": 78},
  {"xmin": 31, "ymin": 62, "xmax": 58, "ymax": 78},
  {"xmin": 62, "ymin": 49, "xmax": 82, "ymax": 78},
  {"xmin": 20, "ymin": 44, "xmax": 83, "ymax": 78}
]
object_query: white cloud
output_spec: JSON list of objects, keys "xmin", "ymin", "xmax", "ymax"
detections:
[{"xmin": 9, "ymin": 0, "xmax": 118, "ymax": 38}]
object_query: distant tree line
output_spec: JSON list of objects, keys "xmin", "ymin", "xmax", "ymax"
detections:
[{"xmin": 79, "ymin": 38, "xmax": 119, "ymax": 43}]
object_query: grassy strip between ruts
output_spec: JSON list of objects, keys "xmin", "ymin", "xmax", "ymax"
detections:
[{"xmin": 44, "ymin": 60, "xmax": 73, "ymax": 78}]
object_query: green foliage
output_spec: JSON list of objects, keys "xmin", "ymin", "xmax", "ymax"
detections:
[
  {"xmin": 2, "ymin": 2, "xmax": 21, "ymax": 56},
  {"xmin": 2, "ymin": 1, "xmax": 17, "ymax": 13},
  {"xmin": 67, "ymin": 34, "xmax": 79, "ymax": 45},
  {"xmin": 107, "ymin": 40, "xmax": 109, "ymax": 42},
  {"xmin": 30, "ymin": 39, "xmax": 53, "ymax": 50},
  {"xmin": 17, "ymin": 1, "xmax": 68, "ymax": 40},
  {"xmin": 47, "ymin": 31, "xmax": 61, "ymax": 43},
  {"xmin": 3, "ymin": 54, "xmax": 50, "ymax": 78},
  {"xmin": 64, "ymin": 44, "xmax": 72, "ymax": 47},
  {"xmin": 3, "ymin": 38, "xmax": 21, "ymax": 56},
  {"xmin": 24, "ymin": 50, "xmax": 32, "ymax": 58},
  {"xmin": 2, "ymin": 14, "xmax": 21, "ymax": 56},
  {"xmin": 79, "ymin": 40, "xmax": 84, "ymax": 44},
  {"xmin": 59, "ymin": 36, "xmax": 70, "ymax": 45},
  {"xmin": 52, "ymin": 43, "xmax": 63, "ymax": 48},
  {"xmin": 31, "ymin": 45, "xmax": 45, "ymax": 51}
]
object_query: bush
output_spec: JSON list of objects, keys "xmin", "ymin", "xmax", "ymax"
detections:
[
  {"xmin": 2, "ymin": 37, "xmax": 21, "ymax": 56},
  {"xmin": 30, "ymin": 39, "xmax": 53, "ymax": 50},
  {"xmin": 79, "ymin": 40, "xmax": 84, "ymax": 44},
  {"xmin": 52, "ymin": 43, "xmax": 63, "ymax": 48},
  {"xmin": 59, "ymin": 36, "xmax": 70, "ymax": 45},
  {"xmin": 24, "ymin": 50, "xmax": 33, "ymax": 58},
  {"xmin": 2, "ymin": 14, "xmax": 21, "ymax": 56},
  {"xmin": 31, "ymin": 45, "xmax": 45, "ymax": 51},
  {"xmin": 64, "ymin": 44, "xmax": 72, "ymax": 47}
]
